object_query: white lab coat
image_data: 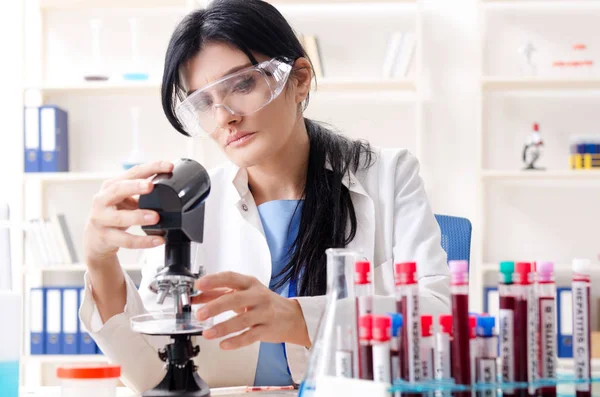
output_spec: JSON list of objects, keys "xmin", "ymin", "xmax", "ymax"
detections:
[{"xmin": 79, "ymin": 147, "xmax": 451, "ymax": 393}]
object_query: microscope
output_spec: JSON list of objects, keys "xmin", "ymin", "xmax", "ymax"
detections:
[{"xmin": 131, "ymin": 158, "xmax": 211, "ymax": 397}]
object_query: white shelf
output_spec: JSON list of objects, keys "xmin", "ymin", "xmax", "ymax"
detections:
[
  {"xmin": 27, "ymin": 80, "xmax": 162, "ymax": 95},
  {"xmin": 482, "ymin": 0, "xmax": 600, "ymax": 9},
  {"xmin": 39, "ymin": 0, "xmax": 417, "ymax": 9},
  {"xmin": 24, "ymin": 264, "xmax": 143, "ymax": 273},
  {"xmin": 482, "ymin": 262, "xmax": 600, "ymax": 273},
  {"xmin": 482, "ymin": 77, "xmax": 600, "ymax": 91},
  {"xmin": 23, "ymin": 172, "xmax": 118, "ymax": 183},
  {"xmin": 26, "ymin": 78, "xmax": 416, "ymax": 95},
  {"xmin": 25, "ymin": 355, "xmax": 108, "ymax": 363},
  {"xmin": 481, "ymin": 169, "xmax": 600, "ymax": 180}
]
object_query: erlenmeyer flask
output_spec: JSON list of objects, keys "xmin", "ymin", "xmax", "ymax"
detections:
[{"xmin": 299, "ymin": 249, "xmax": 359, "ymax": 397}]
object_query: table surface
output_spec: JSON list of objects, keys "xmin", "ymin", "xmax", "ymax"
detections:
[{"xmin": 20, "ymin": 387, "xmax": 298, "ymax": 397}]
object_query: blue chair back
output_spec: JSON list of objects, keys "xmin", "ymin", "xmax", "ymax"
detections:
[{"xmin": 434, "ymin": 214, "xmax": 472, "ymax": 263}]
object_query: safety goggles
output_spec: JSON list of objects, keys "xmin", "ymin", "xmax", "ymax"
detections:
[{"xmin": 176, "ymin": 56, "xmax": 295, "ymax": 137}]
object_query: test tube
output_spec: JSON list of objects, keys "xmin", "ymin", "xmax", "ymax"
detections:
[
  {"xmin": 420, "ymin": 315, "xmax": 434, "ymax": 381},
  {"xmin": 435, "ymin": 314, "xmax": 453, "ymax": 381},
  {"xmin": 469, "ymin": 315, "xmax": 477, "ymax": 385},
  {"xmin": 389, "ymin": 313, "xmax": 403, "ymax": 385},
  {"xmin": 499, "ymin": 261, "xmax": 517, "ymax": 397},
  {"xmin": 449, "ymin": 260, "xmax": 471, "ymax": 386},
  {"xmin": 514, "ymin": 262, "xmax": 533, "ymax": 397},
  {"xmin": 335, "ymin": 325, "xmax": 353, "ymax": 378},
  {"xmin": 537, "ymin": 262, "xmax": 557, "ymax": 397},
  {"xmin": 358, "ymin": 314, "xmax": 374, "ymax": 381},
  {"xmin": 355, "ymin": 260, "xmax": 373, "ymax": 379},
  {"xmin": 394, "ymin": 262, "xmax": 422, "ymax": 383},
  {"xmin": 572, "ymin": 258, "xmax": 591, "ymax": 397},
  {"xmin": 372, "ymin": 315, "xmax": 392, "ymax": 384},
  {"xmin": 476, "ymin": 315, "xmax": 498, "ymax": 397}
]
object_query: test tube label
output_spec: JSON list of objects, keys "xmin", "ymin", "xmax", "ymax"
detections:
[
  {"xmin": 407, "ymin": 293, "xmax": 422, "ymax": 382},
  {"xmin": 540, "ymin": 298, "xmax": 556, "ymax": 378},
  {"xmin": 527, "ymin": 287, "xmax": 538, "ymax": 394},
  {"xmin": 373, "ymin": 343, "xmax": 392, "ymax": 383},
  {"xmin": 435, "ymin": 333, "xmax": 451, "ymax": 380},
  {"xmin": 573, "ymin": 282, "xmax": 590, "ymax": 392},
  {"xmin": 477, "ymin": 358, "xmax": 497, "ymax": 397},
  {"xmin": 335, "ymin": 350, "xmax": 353, "ymax": 378},
  {"xmin": 499, "ymin": 309, "xmax": 515, "ymax": 384}
]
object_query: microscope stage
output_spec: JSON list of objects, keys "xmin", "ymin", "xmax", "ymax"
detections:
[{"xmin": 131, "ymin": 313, "xmax": 209, "ymax": 336}]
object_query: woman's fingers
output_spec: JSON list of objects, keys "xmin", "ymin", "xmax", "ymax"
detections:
[
  {"xmin": 94, "ymin": 208, "xmax": 159, "ymax": 229},
  {"xmin": 219, "ymin": 325, "xmax": 265, "ymax": 350},
  {"xmin": 202, "ymin": 308, "xmax": 265, "ymax": 340},
  {"xmin": 195, "ymin": 271, "xmax": 258, "ymax": 291},
  {"xmin": 190, "ymin": 288, "xmax": 232, "ymax": 305},
  {"xmin": 102, "ymin": 228, "xmax": 165, "ymax": 250},
  {"xmin": 112, "ymin": 160, "xmax": 174, "ymax": 183},
  {"xmin": 195, "ymin": 289, "xmax": 260, "ymax": 321},
  {"xmin": 96, "ymin": 179, "xmax": 154, "ymax": 208}
]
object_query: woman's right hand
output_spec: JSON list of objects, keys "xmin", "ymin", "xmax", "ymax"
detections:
[{"xmin": 84, "ymin": 160, "xmax": 175, "ymax": 266}]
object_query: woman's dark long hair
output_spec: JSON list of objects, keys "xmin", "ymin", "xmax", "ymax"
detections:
[{"xmin": 161, "ymin": 0, "xmax": 374, "ymax": 296}]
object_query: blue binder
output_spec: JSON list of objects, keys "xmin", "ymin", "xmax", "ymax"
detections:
[
  {"xmin": 45, "ymin": 288, "xmax": 63, "ymax": 355},
  {"xmin": 39, "ymin": 105, "xmax": 69, "ymax": 173},
  {"xmin": 557, "ymin": 287, "xmax": 573, "ymax": 358},
  {"xmin": 24, "ymin": 107, "xmax": 40, "ymax": 173},
  {"xmin": 61, "ymin": 287, "xmax": 79, "ymax": 355},
  {"xmin": 78, "ymin": 288, "xmax": 96, "ymax": 355},
  {"xmin": 30, "ymin": 288, "xmax": 46, "ymax": 355}
]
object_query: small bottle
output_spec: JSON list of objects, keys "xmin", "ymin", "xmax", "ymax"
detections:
[
  {"xmin": 450, "ymin": 260, "xmax": 471, "ymax": 386},
  {"xmin": 355, "ymin": 260, "xmax": 373, "ymax": 379},
  {"xmin": 372, "ymin": 315, "xmax": 392, "ymax": 384},
  {"xmin": 514, "ymin": 262, "xmax": 533, "ymax": 397},
  {"xmin": 499, "ymin": 261, "xmax": 517, "ymax": 397},
  {"xmin": 476, "ymin": 315, "xmax": 498, "ymax": 397},
  {"xmin": 359, "ymin": 314, "xmax": 374, "ymax": 381},
  {"xmin": 395, "ymin": 262, "xmax": 421, "ymax": 383},
  {"xmin": 389, "ymin": 313, "xmax": 403, "ymax": 384},
  {"xmin": 537, "ymin": 262, "xmax": 557, "ymax": 397},
  {"xmin": 572, "ymin": 258, "xmax": 591, "ymax": 397},
  {"xmin": 469, "ymin": 315, "xmax": 478, "ymax": 385},
  {"xmin": 420, "ymin": 315, "xmax": 435, "ymax": 381}
]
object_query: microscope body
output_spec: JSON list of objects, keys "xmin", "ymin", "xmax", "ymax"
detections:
[{"xmin": 137, "ymin": 158, "xmax": 212, "ymax": 397}]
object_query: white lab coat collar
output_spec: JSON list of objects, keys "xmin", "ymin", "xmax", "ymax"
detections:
[
  {"xmin": 224, "ymin": 160, "xmax": 375, "ymax": 265},
  {"xmin": 226, "ymin": 161, "xmax": 370, "ymax": 201}
]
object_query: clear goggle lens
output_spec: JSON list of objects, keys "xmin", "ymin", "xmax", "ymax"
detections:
[{"xmin": 175, "ymin": 57, "xmax": 293, "ymax": 137}]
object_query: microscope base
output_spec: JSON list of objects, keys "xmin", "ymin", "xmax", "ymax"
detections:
[
  {"xmin": 141, "ymin": 363, "xmax": 210, "ymax": 397},
  {"xmin": 142, "ymin": 334, "xmax": 210, "ymax": 397}
]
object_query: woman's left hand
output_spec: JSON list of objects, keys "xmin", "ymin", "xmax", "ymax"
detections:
[{"xmin": 191, "ymin": 271, "xmax": 311, "ymax": 350}]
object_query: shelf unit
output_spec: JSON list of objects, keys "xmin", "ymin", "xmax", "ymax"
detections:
[
  {"xmin": 27, "ymin": 78, "xmax": 416, "ymax": 95},
  {"xmin": 480, "ymin": 169, "xmax": 600, "ymax": 180},
  {"xmin": 475, "ymin": 0, "xmax": 600, "ymax": 310},
  {"xmin": 39, "ymin": 0, "xmax": 418, "ymax": 9},
  {"xmin": 18, "ymin": 0, "xmax": 425, "ymax": 388},
  {"xmin": 482, "ymin": 77, "xmax": 600, "ymax": 91},
  {"xmin": 23, "ymin": 264, "xmax": 143, "ymax": 273}
]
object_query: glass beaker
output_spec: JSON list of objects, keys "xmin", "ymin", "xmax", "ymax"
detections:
[{"xmin": 299, "ymin": 249, "xmax": 359, "ymax": 397}]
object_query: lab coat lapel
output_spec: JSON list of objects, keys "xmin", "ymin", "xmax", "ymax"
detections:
[
  {"xmin": 226, "ymin": 165, "xmax": 272, "ymax": 289},
  {"xmin": 345, "ymin": 174, "xmax": 376, "ymax": 264}
]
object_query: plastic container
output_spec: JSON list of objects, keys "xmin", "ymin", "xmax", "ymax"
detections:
[
  {"xmin": 0, "ymin": 290, "xmax": 20, "ymax": 397},
  {"xmin": 57, "ymin": 365, "xmax": 121, "ymax": 397}
]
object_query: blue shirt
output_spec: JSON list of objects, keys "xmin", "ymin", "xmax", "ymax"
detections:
[{"xmin": 253, "ymin": 199, "xmax": 303, "ymax": 387}]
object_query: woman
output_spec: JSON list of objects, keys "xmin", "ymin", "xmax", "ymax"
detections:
[{"xmin": 80, "ymin": 0, "xmax": 450, "ymax": 392}]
